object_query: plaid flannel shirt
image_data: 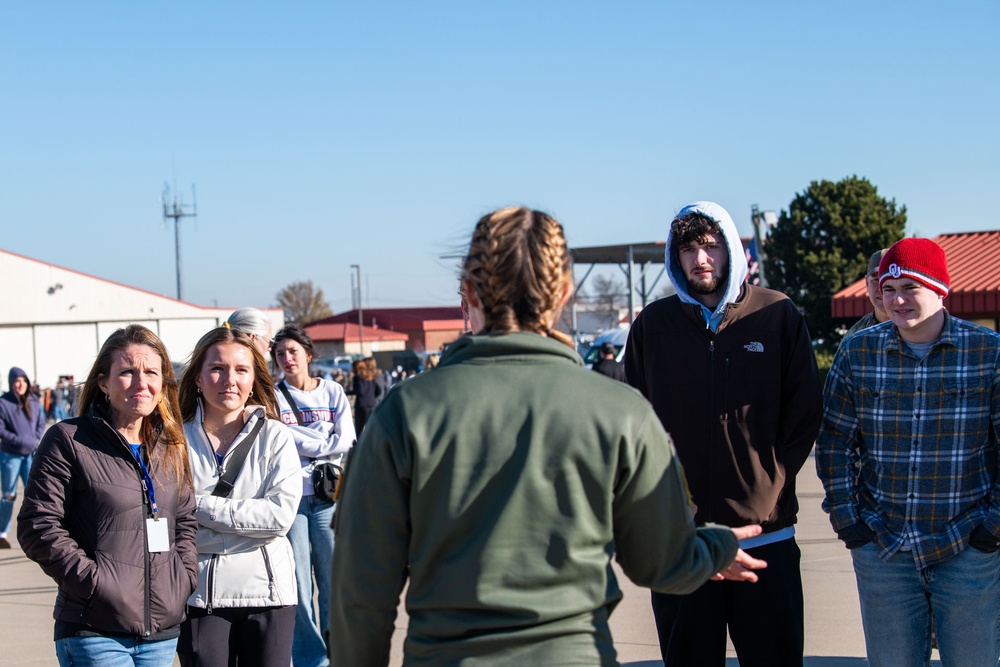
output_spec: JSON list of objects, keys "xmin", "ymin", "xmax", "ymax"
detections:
[{"xmin": 816, "ymin": 313, "xmax": 1000, "ymax": 569}]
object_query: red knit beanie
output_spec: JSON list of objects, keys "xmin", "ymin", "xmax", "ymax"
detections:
[{"xmin": 878, "ymin": 238, "xmax": 950, "ymax": 297}]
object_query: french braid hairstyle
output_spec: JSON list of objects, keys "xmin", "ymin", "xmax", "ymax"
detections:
[{"xmin": 460, "ymin": 206, "xmax": 574, "ymax": 347}]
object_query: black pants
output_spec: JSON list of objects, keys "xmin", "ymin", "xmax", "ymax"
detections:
[
  {"xmin": 354, "ymin": 404, "xmax": 375, "ymax": 435},
  {"xmin": 177, "ymin": 604, "xmax": 296, "ymax": 667},
  {"xmin": 651, "ymin": 538, "xmax": 804, "ymax": 667}
]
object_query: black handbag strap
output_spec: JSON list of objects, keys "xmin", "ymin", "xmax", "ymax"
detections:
[
  {"xmin": 277, "ymin": 381, "xmax": 328, "ymax": 466},
  {"xmin": 211, "ymin": 417, "xmax": 266, "ymax": 498},
  {"xmin": 277, "ymin": 381, "xmax": 303, "ymax": 425}
]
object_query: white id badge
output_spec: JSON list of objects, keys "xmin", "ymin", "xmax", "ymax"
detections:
[{"xmin": 146, "ymin": 518, "xmax": 170, "ymax": 552}]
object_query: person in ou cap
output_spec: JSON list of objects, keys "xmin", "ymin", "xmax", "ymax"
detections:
[
  {"xmin": 591, "ymin": 340, "xmax": 626, "ymax": 382},
  {"xmin": 624, "ymin": 201, "xmax": 823, "ymax": 666},
  {"xmin": 329, "ymin": 206, "xmax": 767, "ymax": 665},
  {"xmin": 843, "ymin": 248, "xmax": 891, "ymax": 338},
  {"xmin": 816, "ymin": 237, "xmax": 1000, "ymax": 666}
]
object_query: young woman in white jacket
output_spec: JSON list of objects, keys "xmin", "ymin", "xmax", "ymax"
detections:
[{"xmin": 176, "ymin": 326, "xmax": 302, "ymax": 667}]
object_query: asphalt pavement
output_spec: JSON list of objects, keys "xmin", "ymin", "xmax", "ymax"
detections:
[{"xmin": 1, "ymin": 453, "xmax": 942, "ymax": 665}]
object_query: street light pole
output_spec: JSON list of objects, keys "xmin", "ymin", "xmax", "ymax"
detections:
[
  {"xmin": 350, "ymin": 264, "xmax": 364, "ymax": 356},
  {"xmin": 751, "ymin": 204, "xmax": 778, "ymax": 288}
]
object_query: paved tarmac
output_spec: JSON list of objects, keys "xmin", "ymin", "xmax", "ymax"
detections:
[{"xmin": 1, "ymin": 453, "xmax": 943, "ymax": 665}]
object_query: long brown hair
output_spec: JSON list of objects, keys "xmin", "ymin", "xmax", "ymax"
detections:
[
  {"xmin": 179, "ymin": 327, "xmax": 279, "ymax": 422},
  {"xmin": 78, "ymin": 325, "xmax": 191, "ymax": 489},
  {"xmin": 460, "ymin": 206, "xmax": 574, "ymax": 346},
  {"xmin": 357, "ymin": 358, "xmax": 378, "ymax": 382}
]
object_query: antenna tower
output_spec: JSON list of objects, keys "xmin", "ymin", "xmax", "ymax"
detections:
[{"xmin": 161, "ymin": 183, "xmax": 197, "ymax": 300}]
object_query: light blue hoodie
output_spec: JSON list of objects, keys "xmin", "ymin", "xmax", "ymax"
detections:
[{"xmin": 665, "ymin": 201, "xmax": 749, "ymax": 332}]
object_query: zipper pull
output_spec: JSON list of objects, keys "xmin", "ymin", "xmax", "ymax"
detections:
[
  {"xmin": 269, "ymin": 581, "xmax": 276, "ymax": 601},
  {"xmin": 206, "ymin": 603, "xmax": 213, "ymax": 615}
]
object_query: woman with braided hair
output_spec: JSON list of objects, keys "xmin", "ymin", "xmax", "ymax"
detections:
[{"xmin": 329, "ymin": 206, "xmax": 765, "ymax": 665}]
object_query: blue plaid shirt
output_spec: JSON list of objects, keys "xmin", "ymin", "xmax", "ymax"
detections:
[{"xmin": 816, "ymin": 313, "xmax": 1000, "ymax": 569}]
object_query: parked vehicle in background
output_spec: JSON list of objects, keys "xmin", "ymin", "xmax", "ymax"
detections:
[
  {"xmin": 582, "ymin": 328, "xmax": 629, "ymax": 368},
  {"xmin": 310, "ymin": 355, "xmax": 355, "ymax": 377},
  {"xmin": 372, "ymin": 350, "xmax": 421, "ymax": 375}
]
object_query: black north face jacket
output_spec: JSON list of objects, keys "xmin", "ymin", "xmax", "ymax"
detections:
[{"xmin": 625, "ymin": 284, "xmax": 822, "ymax": 532}]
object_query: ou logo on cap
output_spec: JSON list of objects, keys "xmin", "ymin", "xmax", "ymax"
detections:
[{"xmin": 888, "ymin": 263, "xmax": 902, "ymax": 278}]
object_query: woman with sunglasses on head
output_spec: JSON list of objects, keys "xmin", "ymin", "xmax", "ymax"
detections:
[
  {"xmin": 271, "ymin": 324, "xmax": 355, "ymax": 667},
  {"xmin": 329, "ymin": 206, "xmax": 766, "ymax": 665},
  {"xmin": 175, "ymin": 326, "xmax": 301, "ymax": 667},
  {"xmin": 226, "ymin": 307, "xmax": 274, "ymax": 359},
  {"xmin": 18, "ymin": 325, "xmax": 197, "ymax": 667}
]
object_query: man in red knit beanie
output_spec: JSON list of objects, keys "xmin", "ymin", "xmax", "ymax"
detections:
[{"xmin": 817, "ymin": 237, "xmax": 1000, "ymax": 665}]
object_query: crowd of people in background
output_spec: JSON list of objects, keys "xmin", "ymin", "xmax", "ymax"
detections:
[
  {"xmin": 14, "ymin": 349, "xmax": 435, "ymax": 432},
  {"xmin": 0, "ymin": 376, "xmax": 78, "ymax": 429},
  {"xmin": 2, "ymin": 201, "xmax": 999, "ymax": 667}
]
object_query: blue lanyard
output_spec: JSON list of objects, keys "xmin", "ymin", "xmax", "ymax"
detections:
[{"xmin": 128, "ymin": 444, "xmax": 159, "ymax": 519}]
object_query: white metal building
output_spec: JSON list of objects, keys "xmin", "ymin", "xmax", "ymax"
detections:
[{"xmin": 0, "ymin": 248, "xmax": 283, "ymax": 392}]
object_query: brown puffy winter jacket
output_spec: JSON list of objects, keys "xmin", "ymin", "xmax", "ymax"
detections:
[{"xmin": 17, "ymin": 409, "xmax": 197, "ymax": 637}]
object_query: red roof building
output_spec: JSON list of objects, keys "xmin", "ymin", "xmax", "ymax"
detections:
[
  {"xmin": 303, "ymin": 320, "xmax": 409, "ymax": 358},
  {"xmin": 307, "ymin": 307, "xmax": 466, "ymax": 353},
  {"xmin": 832, "ymin": 231, "xmax": 1000, "ymax": 331}
]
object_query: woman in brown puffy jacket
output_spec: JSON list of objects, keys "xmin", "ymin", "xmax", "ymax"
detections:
[{"xmin": 17, "ymin": 324, "xmax": 197, "ymax": 667}]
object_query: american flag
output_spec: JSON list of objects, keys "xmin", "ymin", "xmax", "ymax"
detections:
[{"xmin": 746, "ymin": 238, "xmax": 761, "ymax": 286}]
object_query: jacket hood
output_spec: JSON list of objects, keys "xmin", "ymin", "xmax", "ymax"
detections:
[
  {"xmin": 440, "ymin": 331, "xmax": 583, "ymax": 368},
  {"xmin": 8, "ymin": 367, "xmax": 29, "ymax": 391},
  {"xmin": 665, "ymin": 201, "xmax": 748, "ymax": 315}
]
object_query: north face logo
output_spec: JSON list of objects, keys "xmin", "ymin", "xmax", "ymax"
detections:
[{"xmin": 744, "ymin": 342, "xmax": 764, "ymax": 353}]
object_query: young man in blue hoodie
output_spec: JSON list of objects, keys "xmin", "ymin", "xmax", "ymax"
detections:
[
  {"xmin": 625, "ymin": 201, "xmax": 822, "ymax": 666},
  {"xmin": 0, "ymin": 367, "xmax": 46, "ymax": 548}
]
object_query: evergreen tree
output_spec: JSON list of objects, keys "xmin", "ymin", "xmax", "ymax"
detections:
[{"xmin": 765, "ymin": 176, "xmax": 906, "ymax": 351}]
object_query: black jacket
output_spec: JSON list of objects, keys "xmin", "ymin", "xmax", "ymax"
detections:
[
  {"xmin": 17, "ymin": 408, "xmax": 197, "ymax": 637},
  {"xmin": 592, "ymin": 357, "xmax": 626, "ymax": 382},
  {"xmin": 624, "ymin": 286, "xmax": 822, "ymax": 531}
]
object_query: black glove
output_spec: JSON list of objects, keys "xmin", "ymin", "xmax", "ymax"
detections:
[
  {"xmin": 969, "ymin": 525, "xmax": 1000, "ymax": 552},
  {"xmin": 837, "ymin": 522, "xmax": 876, "ymax": 550}
]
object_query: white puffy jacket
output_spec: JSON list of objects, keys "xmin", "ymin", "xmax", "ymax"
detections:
[{"xmin": 184, "ymin": 403, "xmax": 302, "ymax": 610}]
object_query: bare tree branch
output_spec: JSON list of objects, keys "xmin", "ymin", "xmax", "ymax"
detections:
[{"xmin": 276, "ymin": 280, "xmax": 333, "ymax": 325}]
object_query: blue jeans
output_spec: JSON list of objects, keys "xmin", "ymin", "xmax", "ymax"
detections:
[
  {"xmin": 55, "ymin": 636, "xmax": 178, "ymax": 667},
  {"xmin": 0, "ymin": 451, "xmax": 32, "ymax": 535},
  {"xmin": 288, "ymin": 494, "xmax": 335, "ymax": 667},
  {"xmin": 852, "ymin": 541, "xmax": 1000, "ymax": 666}
]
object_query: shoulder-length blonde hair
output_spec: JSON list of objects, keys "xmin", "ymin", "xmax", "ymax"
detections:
[
  {"xmin": 178, "ymin": 327, "xmax": 279, "ymax": 423},
  {"xmin": 77, "ymin": 324, "xmax": 191, "ymax": 489},
  {"xmin": 460, "ymin": 206, "xmax": 574, "ymax": 346}
]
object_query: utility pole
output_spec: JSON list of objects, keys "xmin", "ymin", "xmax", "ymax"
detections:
[
  {"xmin": 750, "ymin": 204, "xmax": 778, "ymax": 288},
  {"xmin": 162, "ymin": 183, "xmax": 197, "ymax": 300},
  {"xmin": 351, "ymin": 264, "xmax": 364, "ymax": 355}
]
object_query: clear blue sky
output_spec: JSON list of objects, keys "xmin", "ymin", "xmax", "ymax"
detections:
[{"xmin": 2, "ymin": 2, "xmax": 997, "ymax": 312}]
